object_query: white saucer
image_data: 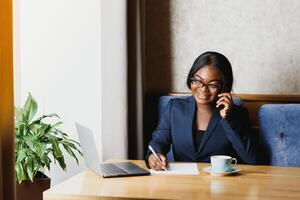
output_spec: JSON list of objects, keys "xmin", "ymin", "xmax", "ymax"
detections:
[{"xmin": 203, "ymin": 166, "xmax": 242, "ymax": 176}]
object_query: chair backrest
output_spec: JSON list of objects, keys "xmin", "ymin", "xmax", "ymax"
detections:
[
  {"xmin": 158, "ymin": 95, "xmax": 243, "ymax": 162},
  {"xmin": 259, "ymin": 104, "xmax": 300, "ymax": 166}
]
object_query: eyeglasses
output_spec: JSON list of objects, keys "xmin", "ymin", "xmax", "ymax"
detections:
[{"xmin": 191, "ymin": 78, "xmax": 222, "ymax": 92}]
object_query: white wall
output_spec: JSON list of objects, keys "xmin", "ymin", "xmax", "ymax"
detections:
[
  {"xmin": 15, "ymin": 0, "xmax": 128, "ymax": 185},
  {"xmin": 15, "ymin": 0, "xmax": 102, "ymax": 185},
  {"xmin": 101, "ymin": 0, "xmax": 128, "ymax": 161}
]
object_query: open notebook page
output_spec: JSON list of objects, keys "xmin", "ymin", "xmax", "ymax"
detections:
[{"xmin": 149, "ymin": 163, "xmax": 199, "ymax": 175}]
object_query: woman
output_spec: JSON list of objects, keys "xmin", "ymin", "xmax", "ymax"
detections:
[{"xmin": 146, "ymin": 51, "xmax": 256, "ymax": 170}]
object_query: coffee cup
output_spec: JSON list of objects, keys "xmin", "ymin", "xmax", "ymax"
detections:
[{"xmin": 210, "ymin": 155, "xmax": 237, "ymax": 172}]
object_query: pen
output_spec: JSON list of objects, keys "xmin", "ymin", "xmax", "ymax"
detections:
[{"xmin": 148, "ymin": 145, "xmax": 167, "ymax": 171}]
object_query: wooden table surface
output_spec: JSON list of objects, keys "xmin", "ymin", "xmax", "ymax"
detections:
[{"xmin": 44, "ymin": 160, "xmax": 300, "ymax": 200}]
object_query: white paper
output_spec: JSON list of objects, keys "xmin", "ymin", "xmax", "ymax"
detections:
[{"xmin": 149, "ymin": 163, "xmax": 199, "ymax": 175}]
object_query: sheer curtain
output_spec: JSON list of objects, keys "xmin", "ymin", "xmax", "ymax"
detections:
[
  {"xmin": 101, "ymin": 0, "xmax": 128, "ymax": 160},
  {"xmin": 101, "ymin": 0, "xmax": 145, "ymax": 160}
]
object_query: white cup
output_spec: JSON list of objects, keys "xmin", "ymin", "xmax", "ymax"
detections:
[{"xmin": 210, "ymin": 155, "xmax": 237, "ymax": 172}]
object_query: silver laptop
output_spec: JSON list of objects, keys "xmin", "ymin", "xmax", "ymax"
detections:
[{"xmin": 75, "ymin": 123, "xmax": 150, "ymax": 178}]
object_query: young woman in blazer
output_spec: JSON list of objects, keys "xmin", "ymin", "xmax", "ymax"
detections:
[{"xmin": 146, "ymin": 51, "xmax": 257, "ymax": 170}]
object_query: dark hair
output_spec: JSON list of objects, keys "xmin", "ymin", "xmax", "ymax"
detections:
[{"xmin": 186, "ymin": 51, "xmax": 233, "ymax": 92}]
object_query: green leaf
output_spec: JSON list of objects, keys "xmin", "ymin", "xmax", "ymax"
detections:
[
  {"xmin": 56, "ymin": 156, "xmax": 66, "ymax": 170},
  {"xmin": 23, "ymin": 93, "xmax": 38, "ymax": 123},
  {"xmin": 16, "ymin": 149, "xmax": 27, "ymax": 162},
  {"xmin": 40, "ymin": 122, "xmax": 63, "ymax": 137},
  {"xmin": 31, "ymin": 113, "xmax": 60, "ymax": 125},
  {"xmin": 15, "ymin": 93, "xmax": 83, "ymax": 182},
  {"xmin": 49, "ymin": 122, "xmax": 63, "ymax": 131},
  {"xmin": 34, "ymin": 142, "xmax": 46, "ymax": 159},
  {"xmin": 15, "ymin": 162, "xmax": 27, "ymax": 184},
  {"xmin": 26, "ymin": 157, "xmax": 34, "ymax": 181},
  {"xmin": 24, "ymin": 136, "xmax": 35, "ymax": 151},
  {"xmin": 15, "ymin": 107, "xmax": 24, "ymax": 123},
  {"xmin": 35, "ymin": 123, "xmax": 51, "ymax": 137},
  {"xmin": 63, "ymin": 144, "xmax": 79, "ymax": 164},
  {"xmin": 41, "ymin": 155, "xmax": 51, "ymax": 170},
  {"xmin": 48, "ymin": 135, "xmax": 63, "ymax": 158}
]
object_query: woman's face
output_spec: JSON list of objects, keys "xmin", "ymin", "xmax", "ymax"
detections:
[{"xmin": 191, "ymin": 65, "xmax": 223, "ymax": 105}]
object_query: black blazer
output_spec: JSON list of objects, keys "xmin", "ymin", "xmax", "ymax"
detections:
[{"xmin": 146, "ymin": 96, "xmax": 256, "ymax": 165}]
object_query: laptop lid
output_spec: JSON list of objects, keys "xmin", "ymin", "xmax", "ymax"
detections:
[
  {"xmin": 76, "ymin": 123, "xmax": 150, "ymax": 178},
  {"xmin": 75, "ymin": 123, "xmax": 102, "ymax": 176}
]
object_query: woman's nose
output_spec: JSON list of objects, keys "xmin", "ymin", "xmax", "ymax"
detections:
[{"xmin": 200, "ymin": 85, "xmax": 209, "ymax": 92}]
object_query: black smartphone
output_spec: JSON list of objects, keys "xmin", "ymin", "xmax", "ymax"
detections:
[{"xmin": 215, "ymin": 84, "xmax": 226, "ymax": 109}]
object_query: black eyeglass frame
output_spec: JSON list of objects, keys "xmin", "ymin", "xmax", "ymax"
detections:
[{"xmin": 190, "ymin": 77, "xmax": 223, "ymax": 92}]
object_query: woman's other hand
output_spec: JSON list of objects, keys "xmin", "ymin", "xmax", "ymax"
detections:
[
  {"xmin": 216, "ymin": 93, "xmax": 233, "ymax": 119},
  {"xmin": 148, "ymin": 153, "xmax": 168, "ymax": 171}
]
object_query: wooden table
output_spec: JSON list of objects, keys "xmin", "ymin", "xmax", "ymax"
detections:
[{"xmin": 44, "ymin": 160, "xmax": 300, "ymax": 200}]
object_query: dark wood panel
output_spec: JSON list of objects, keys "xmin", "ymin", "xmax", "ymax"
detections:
[
  {"xmin": 234, "ymin": 94, "xmax": 300, "ymax": 127},
  {"xmin": 168, "ymin": 93, "xmax": 300, "ymax": 127}
]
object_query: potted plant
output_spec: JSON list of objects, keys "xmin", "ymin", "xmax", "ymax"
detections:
[{"xmin": 15, "ymin": 93, "xmax": 82, "ymax": 200}]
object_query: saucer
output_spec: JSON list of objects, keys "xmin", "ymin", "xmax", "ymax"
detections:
[{"xmin": 203, "ymin": 166, "xmax": 242, "ymax": 176}]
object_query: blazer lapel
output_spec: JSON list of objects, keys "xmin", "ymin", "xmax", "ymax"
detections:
[
  {"xmin": 197, "ymin": 109, "xmax": 222, "ymax": 154},
  {"xmin": 184, "ymin": 96, "xmax": 197, "ymax": 159}
]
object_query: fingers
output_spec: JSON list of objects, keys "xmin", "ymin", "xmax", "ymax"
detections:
[
  {"xmin": 218, "ymin": 93, "xmax": 232, "ymax": 100},
  {"xmin": 148, "ymin": 155, "xmax": 159, "ymax": 169},
  {"xmin": 217, "ymin": 93, "xmax": 233, "ymax": 119},
  {"xmin": 217, "ymin": 97, "xmax": 231, "ymax": 105},
  {"xmin": 216, "ymin": 93, "xmax": 233, "ymax": 109},
  {"xmin": 216, "ymin": 101, "xmax": 228, "ymax": 109},
  {"xmin": 148, "ymin": 154, "xmax": 168, "ymax": 171},
  {"xmin": 216, "ymin": 99, "xmax": 231, "ymax": 110},
  {"xmin": 217, "ymin": 93, "xmax": 232, "ymax": 103},
  {"xmin": 159, "ymin": 154, "xmax": 168, "ymax": 169},
  {"xmin": 148, "ymin": 154, "xmax": 167, "ymax": 171}
]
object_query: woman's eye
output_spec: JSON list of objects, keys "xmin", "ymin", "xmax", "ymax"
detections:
[
  {"xmin": 193, "ymin": 80, "xmax": 201, "ymax": 84},
  {"xmin": 210, "ymin": 85, "xmax": 218, "ymax": 88}
]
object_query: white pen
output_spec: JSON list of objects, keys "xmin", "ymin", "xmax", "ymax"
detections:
[{"xmin": 148, "ymin": 145, "xmax": 167, "ymax": 171}]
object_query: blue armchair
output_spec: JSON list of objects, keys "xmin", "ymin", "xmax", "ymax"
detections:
[{"xmin": 259, "ymin": 104, "xmax": 300, "ymax": 166}]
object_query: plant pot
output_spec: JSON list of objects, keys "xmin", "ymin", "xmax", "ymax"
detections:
[{"xmin": 16, "ymin": 171, "xmax": 50, "ymax": 200}]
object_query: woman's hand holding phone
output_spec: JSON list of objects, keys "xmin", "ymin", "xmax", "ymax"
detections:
[{"xmin": 216, "ymin": 93, "xmax": 233, "ymax": 119}]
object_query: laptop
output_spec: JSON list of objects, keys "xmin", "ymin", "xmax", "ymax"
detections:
[{"xmin": 75, "ymin": 123, "xmax": 150, "ymax": 178}]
